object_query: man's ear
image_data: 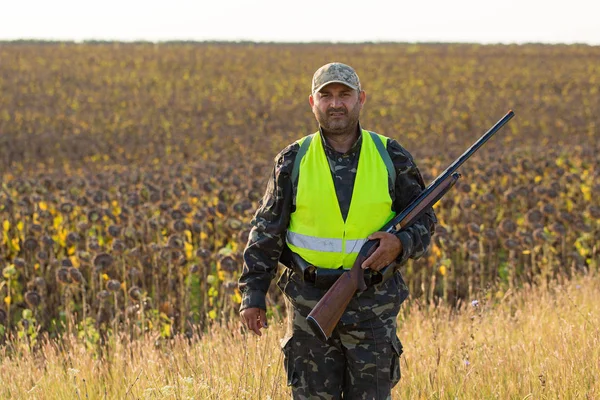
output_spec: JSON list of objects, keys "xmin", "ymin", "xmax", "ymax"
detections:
[
  {"xmin": 309, "ymin": 94, "xmax": 315, "ymax": 107},
  {"xmin": 359, "ymin": 90, "xmax": 366, "ymax": 106}
]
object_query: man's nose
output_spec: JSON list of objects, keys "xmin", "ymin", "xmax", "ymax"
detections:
[{"xmin": 330, "ymin": 95, "xmax": 342, "ymax": 108}]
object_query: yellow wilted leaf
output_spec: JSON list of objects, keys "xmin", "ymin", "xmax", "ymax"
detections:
[
  {"xmin": 53, "ymin": 214, "xmax": 63, "ymax": 229},
  {"xmin": 102, "ymin": 273, "xmax": 109, "ymax": 281},
  {"xmin": 4, "ymin": 296, "xmax": 11, "ymax": 306},
  {"xmin": 208, "ymin": 310, "xmax": 217, "ymax": 320},
  {"xmin": 16, "ymin": 221, "xmax": 23, "ymax": 232},
  {"xmin": 57, "ymin": 229, "xmax": 67, "ymax": 247},
  {"xmin": 232, "ymin": 290, "xmax": 242, "ymax": 303},
  {"xmin": 185, "ymin": 242, "xmax": 193, "ymax": 259},
  {"xmin": 580, "ymin": 184, "xmax": 591, "ymax": 202},
  {"xmin": 439, "ymin": 265, "xmax": 447, "ymax": 276},
  {"xmin": 200, "ymin": 232, "xmax": 208, "ymax": 240},
  {"xmin": 534, "ymin": 176, "xmax": 542, "ymax": 183},
  {"xmin": 432, "ymin": 244, "xmax": 442, "ymax": 258},
  {"xmin": 35, "ymin": 263, "xmax": 40, "ymax": 270},
  {"xmin": 38, "ymin": 201, "xmax": 48, "ymax": 211},
  {"xmin": 522, "ymin": 250, "xmax": 531, "ymax": 255},
  {"xmin": 2, "ymin": 220, "xmax": 9, "ymax": 232},
  {"xmin": 69, "ymin": 256, "xmax": 79, "ymax": 268},
  {"xmin": 162, "ymin": 323, "xmax": 172, "ymax": 337},
  {"xmin": 566, "ymin": 198, "xmax": 574, "ymax": 212},
  {"xmin": 11, "ymin": 238, "xmax": 20, "ymax": 252},
  {"xmin": 67, "ymin": 246, "xmax": 76, "ymax": 256}
]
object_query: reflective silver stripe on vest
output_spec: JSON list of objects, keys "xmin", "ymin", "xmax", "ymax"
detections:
[
  {"xmin": 286, "ymin": 231, "xmax": 343, "ymax": 253},
  {"xmin": 344, "ymin": 239, "xmax": 368, "ymax": 254},
  {"xmin": 286, "ymin": 232, "xmax": 367, "ymax": 254}
]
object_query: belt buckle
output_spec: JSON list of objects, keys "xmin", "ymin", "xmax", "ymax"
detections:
[{"xmin": 303, "ymin": 265, "xmax": 316, "ymax": 283}]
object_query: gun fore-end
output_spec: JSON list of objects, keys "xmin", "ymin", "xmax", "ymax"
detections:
[{"xmin": 305, "ymin": 267, "xmax": 362, "ymax": 341}]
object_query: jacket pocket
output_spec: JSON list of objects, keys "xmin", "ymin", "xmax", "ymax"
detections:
[
  {"xmin": 390, "ymin": 335, "xmax": 403, "ymax": 385},
  {"xmin": 280, "ymin": 335, "xmax": 299, "ymax": 387}
]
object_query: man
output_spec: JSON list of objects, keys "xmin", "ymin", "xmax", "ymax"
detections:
[{"xmin": 239, "ymin": 62, "xmax": 436, "ymax": 399}]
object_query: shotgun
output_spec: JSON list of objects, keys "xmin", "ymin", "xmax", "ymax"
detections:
[{"xmin": 306, "ymin": 110, "xmax": 515, "ymax": 341}]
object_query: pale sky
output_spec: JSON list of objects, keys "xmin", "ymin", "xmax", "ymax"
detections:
[{"xmin": 1, "ymin": 0, "xmax": 599, "ymax": 44}]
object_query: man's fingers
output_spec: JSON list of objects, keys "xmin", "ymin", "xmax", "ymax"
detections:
[
  {"xmin": 259, "ymin": 309, "xmax": 268, "ymax": 328},
  {"xmin": 362, "ymin": 247, "xmax": 385, "ymax": 269},
  {"xmin": 247, "ymin": 316, "xmax": 262, "ymax": 336},
  {"xmin": 240, "ymin": 309, "xmax": 264, "ymax": 336}
]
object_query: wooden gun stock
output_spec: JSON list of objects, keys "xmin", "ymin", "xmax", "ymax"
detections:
[{"xmin": 306, "ymin": 110, "xmax": 515, "ymax": 341}]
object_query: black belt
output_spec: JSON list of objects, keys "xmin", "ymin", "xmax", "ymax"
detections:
[
  {"xmin": 282, "ymin": 249, "xmax": 396, "ymax": 291},
  {"xmin": 303, "ymin": 266, "xmax": 386, "ymax": 290}
]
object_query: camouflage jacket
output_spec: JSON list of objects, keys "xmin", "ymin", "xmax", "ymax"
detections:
[{"xmin": 239, "ymin": 127, "xmax": 437, "ymax": 311}]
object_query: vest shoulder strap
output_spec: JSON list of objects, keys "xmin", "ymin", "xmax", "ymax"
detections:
[
  {"xmin": 368, "ymin": 131, "xmax": 396, "ymax": 192},
  {"xmin": 292, "ymin": 133, "xmax": 315, "ymax": 184}
]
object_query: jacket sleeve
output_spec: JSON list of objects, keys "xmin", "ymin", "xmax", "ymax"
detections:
[
  {"xmin": 238, "ymin": 144, "xmax": 297, "ymax": 311},
  {"xmin": 387, "ymin": 139, "xmax": 437, "ymax": 265}
]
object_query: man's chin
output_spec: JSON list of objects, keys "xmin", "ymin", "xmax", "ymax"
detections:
[{"xmin": 322, "ymin": 121, "xmax": 349, "ymax": 133}]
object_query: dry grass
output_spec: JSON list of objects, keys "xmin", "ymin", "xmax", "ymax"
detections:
[{"xmin": 1, "ymin": 273, "xmax": 598, "ymax": 399}]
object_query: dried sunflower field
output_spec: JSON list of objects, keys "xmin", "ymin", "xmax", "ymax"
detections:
[{"xmin": 0, "ymin": 42, "xmax": 599, "ymax": 398}]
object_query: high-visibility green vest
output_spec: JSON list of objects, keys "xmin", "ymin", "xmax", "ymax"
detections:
[{"xmin": 286, "ymin": 129, "xmax": 396, "ymax": 269}]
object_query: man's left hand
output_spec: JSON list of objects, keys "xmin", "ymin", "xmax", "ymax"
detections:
[{"xmin": 361, "ymin": 232, "xmax": 403, "ymax": 271}]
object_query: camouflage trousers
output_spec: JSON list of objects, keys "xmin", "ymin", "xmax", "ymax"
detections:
[{"xmin": 276, "ymin": 268, "xmax": 409, "ymax": 400}]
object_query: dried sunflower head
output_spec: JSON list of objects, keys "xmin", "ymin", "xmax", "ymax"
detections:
[
  {"xmin": 167, "ymin": 235, "xmax": 184, "ymax": 249},
  {"xmin": 498, "ymin": 218, "xmax": 517, "ymax": 236},
  {"xmin": 549, "ymin": 222, "xmax": 566, "ymax": 236},
  {"xmin": 111, "ymin": 239, "xmax": 126, "ymax": 254},
  {"xmin": 466, "ymin": 223, "xmax": 480, "ymax": 237},
  {"xmin": 218, "ymin": 255, "xmax": 238, "ymax": 273},
  {"xmin": 93, "ymin": 253, "xmax": 114, "ymax": 271},
  {"xmin": 172, "ymin": 220, "xmax": 188, "ymax": 232},
  {"xmin": 66, "ymin": 232, "xmax": 81, "ymax": 246},
  {"xmin": 533, "ymin": 228, "xmax": 547, "ymax": 244},
  {"xmin": 56, "ymin": 267, "xmax": 72, "ymax": 284},
  {"xmin": 588, "ymin": 205, "xmax": 600, "ymax": 220},
  {"xmin": 97, "ymin": 290, "xmax": 111, "ymax": 301},
  {"xmin": 25, "ymin": 291, "xmax": 42, "ymax": 308},
  {"xmin": 107, "ymin": 225, "xmax": 122, "ymax": 238},
  {"xmin": 23, "ymin": 237, "xmax": 39, "ymax": 252},
  {"xmin": 196, "ymin": 248, "xmax": 211, "ymax": 260},
  {"xmin": 466, "ymin": 239, "xmax": 479, "ymax": 253},
  {"xmin": 128, "ymin": 286, "xmax": 142, "ymax": 302},
  {"xmin": 60, "ymin": 202, "xmax": 74, "ymax": 214},
  {"xmin": 69, "ymin": 267, "xmax": 85, "ymax": 285},
  {"xmin": 502, "ymin": 238, "xmax": 520, "ymax": 250},
  {"xmin": 13, "ymin": 258, "xmax": 26, "ymax": 269},
  {"xmin": 106, "ymin": 279, "xmax": 121, "ymax": 292}
]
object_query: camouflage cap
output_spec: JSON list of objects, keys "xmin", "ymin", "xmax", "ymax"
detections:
[{"xmin": 311, "ymin": 62, "xmax": 361, "ymax": 94}]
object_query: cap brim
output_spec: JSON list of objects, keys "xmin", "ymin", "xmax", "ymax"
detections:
[{"xmin": 312, "ymin": 80, "xmax": 359, "ymax": 94}]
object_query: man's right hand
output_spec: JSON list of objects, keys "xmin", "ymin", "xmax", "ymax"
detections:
[{"xmin": 240, "ymin": 308, "xmax": 268, "ymax": 336}]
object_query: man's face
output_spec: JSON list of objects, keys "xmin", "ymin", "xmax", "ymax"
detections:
[{"xmin": 309, "ymin": 83, "xmax": 366, "ymax": 135}]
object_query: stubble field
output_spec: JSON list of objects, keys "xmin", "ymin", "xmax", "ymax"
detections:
[{"xmin": 0, "ymin": 42, "xmax": 599, "ymax": 399}]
